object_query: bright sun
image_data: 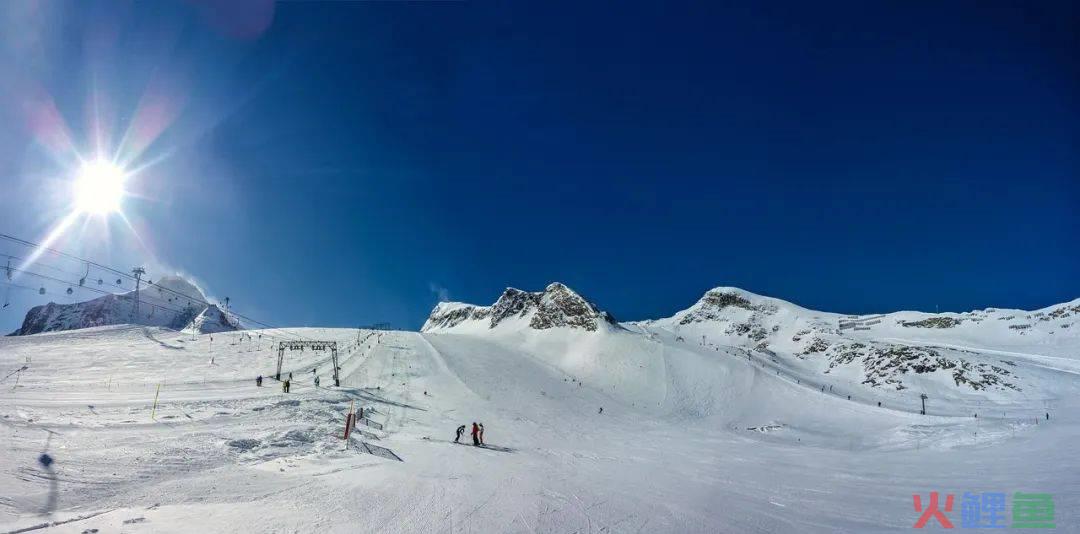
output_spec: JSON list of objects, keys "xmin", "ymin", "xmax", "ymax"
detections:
[{"xmin": 74, "ymin": 160, "xmax": 127, "ymax": 214}]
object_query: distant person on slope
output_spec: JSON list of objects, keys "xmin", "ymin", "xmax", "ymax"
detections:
[
  {"xmin": 256, "ymin": 375, "xmax": 262, "ymax": 387},
  {"xmin": 314, "ymin": 376, "xmax": 320, "ymax": 387},
  {"xmin": 478, "ymin": 423, "xmax": 485, "ymax": 445},
  {"xmin": 455, "ymin": 425, "xmax": 466, "ymax": 443},
  {"xmin": 471, "ymin": 422, "xmax": 480, "ymax": 446}
]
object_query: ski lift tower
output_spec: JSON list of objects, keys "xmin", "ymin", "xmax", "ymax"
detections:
[
  {"xmin": 920, "ymin": 393, "xmax": 928, "ymax": 415},
  {"xmin": 276, "ymin": 341, "xmax": 340, "ymax": 386},
  {"xmin": 131, "ymin": 267, "xmax": 145, "ymax": 320}
]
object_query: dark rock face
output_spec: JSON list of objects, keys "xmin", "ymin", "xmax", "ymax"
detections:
[
  {"xmin": 13, "ymin": 295, "xmax": 127, "ymax": 335},
  {"xmin": 419, "ymin": 302, "xmax": 492, "ymax": 330},
  {"xmin": 490, "ymin": 288, "xmax": 542, "ymax": 326},
  {"xmin": 900, "ymin": 317, "xmax": 962, "ymax": 328},
  {"xmin": 678, "ymin": 290, "xmax": 772, "ymax": 325},
  {"xmin": 821, "ymin": 342, "xmax": 1020, "ymax": 392},
  {"xmin": 9, "ymin": 275, "xmax": 235, "ymax": 336},
  {"xmin": 529, "ymin": 283, "xmax": 616, "ymax": 331},
  {"xmin": 422, "ymin": 282, "xmax": 616, "ymax": 332}
]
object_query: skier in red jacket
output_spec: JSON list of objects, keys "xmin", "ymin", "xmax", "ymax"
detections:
[{"xmin": 471, "ymin": 422, "xmax": 480, "ymax": 446}]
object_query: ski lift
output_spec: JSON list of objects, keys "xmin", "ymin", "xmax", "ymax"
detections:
[
  {"xmin": 149, "ymin": 305, "xmax": 156, "ymax": 318},
  {"xmin": 66, "ymin": 287, "xmax": 73, "ymax": 295},
  {"xmin": 79, "ymin": 263, "xmax": 89, "ymax": 287},
  {"xmin": 97, "ymin": 278, "xmax": 103, "ymax": 285},
  {"xmin": 39, "ymin": 287, "xmax": 45, "ymax": 295},
  {"xmin": 116, "ymin": 278, "xmax": 122, "ymax": 285}
]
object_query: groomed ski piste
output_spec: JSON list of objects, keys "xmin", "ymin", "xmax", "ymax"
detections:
[{"xmin": 2, "ymin": 286, "xmax": 1079, "ymax": 533}]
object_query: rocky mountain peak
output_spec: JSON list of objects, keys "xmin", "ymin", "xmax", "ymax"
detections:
[
  {"xmin": 675, "ymin": 287, "xmax": 780, "ymax": 325},
  {"xmin": 531, "ymin": 282, "xmax": 616, "ymax": 330},
  {"xmin": 422, "ymin": 282, "xmax": 616, "ymax": 333}
]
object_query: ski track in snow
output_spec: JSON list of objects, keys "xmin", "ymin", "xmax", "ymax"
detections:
[{"xmin": 0, "ymin": 319, "xmax": 1077, "ymax": 533}]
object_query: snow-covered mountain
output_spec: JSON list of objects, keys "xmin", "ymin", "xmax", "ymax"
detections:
[
  {"xmin": 2, "ymin": 288, "xmax": 1078, "ymax": 532},
  {"xmin": 9, "ymin": 275, "xmax": 242, "ymax": 336},
  {"xmin": 422, "ymin": 282, "xmax": 617, "ymax": 333},
  {"xmin": 636, "ymin": 287, "xmax": 1080, "ymax": 395},
  {"xmin": 425, "ymin": 283, "xmax": 1079, "ymax": 401}
]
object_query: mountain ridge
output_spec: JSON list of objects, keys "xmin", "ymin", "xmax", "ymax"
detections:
[
  {"xmin": 9, "ymin": 274, "xmax": 242, "ymax": 336},
  {"xmin": 423, "ymin": 282, "xmax": 1079, "ymax": 397}
]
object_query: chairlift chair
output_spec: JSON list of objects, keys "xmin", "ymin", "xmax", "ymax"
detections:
[{"xmin": 39, "ymin": 287, "xmax": 45, "ymax": 295}]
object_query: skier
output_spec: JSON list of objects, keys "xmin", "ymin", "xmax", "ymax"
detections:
[
  {"xmin": 289, "ymin": 372, "xmax": 293, "ymax": 381},
  {"xmin": 282, "ymin": 380, "xmax": 288, "ymax": 393},
  {"xmin": 599, "ymin": 407, "xmax": 603, "ymax": 414},
  {"xmin": 478, "ymin": 423, "xmax": 485, "ymax": 446},
  {"xmin": 454, "ymin": 425, "xmax": 466, "ymax": 443},
  {"xmin": 256, "ymin": 375, "xmax": 262, "ymax": 387},
  {"xmin": 471, "ymin": 422, "xmax": 480, "ymax": 446},
  {"xmin": 1046, "ymin": 412, "xmax": 1050, "ymax": 420},
  {"xmin": 314, "ymin": 376, "xmax": 320, "ymax": 387}
]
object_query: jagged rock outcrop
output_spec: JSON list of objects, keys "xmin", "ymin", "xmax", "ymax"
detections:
[
  {"xmin": 674, "ymin": 288, "xmax": 778, "ymax": 325},
  {"xmin": 422, "ymin": 282, "xmax": 616, "ymax": 333}
]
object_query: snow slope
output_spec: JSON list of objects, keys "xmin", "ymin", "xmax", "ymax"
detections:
[{"xmin": 1, "ymin": 285, "xmax": 1078, "ymax": 532}]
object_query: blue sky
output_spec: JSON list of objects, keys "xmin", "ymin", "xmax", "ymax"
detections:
[{"xmin": 0, "ymin": 1, "xmax": 1076, "ymax": 332}]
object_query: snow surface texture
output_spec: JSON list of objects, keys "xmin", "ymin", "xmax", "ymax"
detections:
[
  {"xmin": 10, "ymin": 275, "xmax": 241, "ymax": 336},
  {"xmin": 0, "ymin": 284, "xmax": 1078, "ymax": 533}
]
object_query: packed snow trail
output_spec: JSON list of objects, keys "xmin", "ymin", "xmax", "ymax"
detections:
[{"xmin": 1, "ymin": 325, "xmax": 1078, "ymax": 532}]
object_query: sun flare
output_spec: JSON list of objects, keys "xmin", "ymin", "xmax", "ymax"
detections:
[{"xmin": 74, "ymin": 159, "xmax": 127, "ymax": 215}]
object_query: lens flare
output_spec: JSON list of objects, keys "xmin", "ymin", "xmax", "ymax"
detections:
[{"xmin": 74, "ymin": 159, "xmax": 127, "ymax": 215}]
